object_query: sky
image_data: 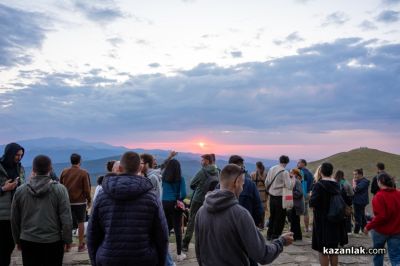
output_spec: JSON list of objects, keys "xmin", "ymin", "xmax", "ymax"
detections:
[{"xmin": 0, "ymin": 0, "xmax": 399, "ymax": 160}]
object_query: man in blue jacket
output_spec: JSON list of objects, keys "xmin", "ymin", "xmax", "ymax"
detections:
[
  {"xmin": 297, "ymin": 159, "xmax": 314, "ymax": 232},
  {"xmin": 352, "ymin": 168, "xmax": 370, "ymax": 234},
  {"xmin": 87, "ymin": 151, "xmax": 169, "ymax": 266}
]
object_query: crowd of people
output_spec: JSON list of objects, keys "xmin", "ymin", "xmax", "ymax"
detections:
[{"xmin": 0, "ymin": 142, "xmax": 400, "ymax": 266}]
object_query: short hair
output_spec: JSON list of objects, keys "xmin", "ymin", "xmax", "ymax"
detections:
[
  {"xmin": 378, "ymin": 173, "xmax": 394, "ymax": 188},
  {"xmin": 106, "ymin": 160, "xmax": 116, "ymax": 172},
  {"xmin": 335, "ymin": 170, "xmax": 345, "ymax": 181},
  {"xmin": 376, "ymin": 162, "xmax": 385, "ymax": 171},
  {"xmin": 354, "ymin": 168, "xmax": 363, "ymax": 176},
  {"xmin": 201, "ymin": 154, "xmax": 212, "ymax": 163},
  {"xmin": 120, "ymin": 151, "xmax": 140, "ymax": 174},
  {"xmin": 140, "ymin": 153, "xmax": 154, "ymax": 167},
  {"xmin": 229, "ymin": 155, "xmax": 244, "ymax": 165},
  {"xmin": 70, "ymin": 153, "xmax": 81, "ymax": 165},
  {"xmin": 320, "ymin": 162, "xmax": 333, "ymax": 177},
  {"xmin": 220, "ymin": 164, "xmax": 243, "ymax": 183},
  {"xmin": 33, "ymin": 155, "xmax": 52, "ymax": 175},
  {"xmin": 299, "ymin": 159, "xmax": 307, "ymax": 166},
  {"xmin": 279, "ymin": 155, "xmax": 290, "ymax": 164}
]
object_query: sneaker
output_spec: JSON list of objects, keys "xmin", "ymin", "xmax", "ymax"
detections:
[
  {"xmin": 78, "ymin": 243, "xmax": 87, "ymax": 252},
  {"xmin": 181, "ymin": 246, "xmax": 188, "ymax": 252},
  {"xmin": 176, "ymin": 253, "xmax": 187, "ymax": 262}
]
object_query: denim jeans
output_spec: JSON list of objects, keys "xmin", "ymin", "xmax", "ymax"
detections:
[
  {"xmin": 371, "ymin": 230, "xmax": 400, "ymax": 266},
  {"xmin": 166, "ymin": 251, "xmax": 175, "ymax": 266}
]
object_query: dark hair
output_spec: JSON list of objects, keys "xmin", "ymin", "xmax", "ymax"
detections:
[
  {"xmin": 335, "ymin": 170, "xmax": 345, "ymax": 181},
  {"xmin": 162, "ymin": 159, "xmax": 182, "ymax": 182},
  {"xmin": 120, "ymin": 151, "xmax": 140, "ymax": 174},
  {"xmin": 320, "ymin": 162, "xmax": 333, "ymax": 177},
  {"xmin": 97, "ymin": 175, "xmax": 104, "ymax": 186},
  {"xmin": 376, "ymin": 162, "xmax": 385, "ymax": 171},
  {"xmin": 299, "ymin": 159, "xmax": 307, "ymax": 166},
  {"xmin": 220, "ymin": 164, "xmax": 243, "ymax": 182},
  {"xmin": 33, "ymin": 155, "xmax": 52, "ymax": 175},
  {"xmin": 229, "ymin": 155, "xmax": 244, "ymax": 165},
  {"xmin": 279, "ymin": 155, "xmax": 290, "ymax": 164},
  {"xmin": 378, "ymin": 173, "xmax": 394, "ymax": 188},
  {"xmin": 140, "ymin": 153, "xmax": 154, "ymax": 167},
  {"xmin": 70, "ymin": 153, "xmax": 81, "ymax": 165},
  {"xmin": 354, "ymin": 168, "xmax": 363, "ymax": 176},
  {"xmin": 256, "ymin": 161, "xmax": 265, "ymax": 172},
  {"xmin": 210, "ymin": 153, "xmax": 216, "ymax": 164},
  {"xmin": 106, "ymin": 160, "xmax": 116, "ymax": 172}
]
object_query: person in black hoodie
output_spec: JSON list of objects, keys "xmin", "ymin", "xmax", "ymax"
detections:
[
  {"xmin": 352, "ymin": 168, "xmax": 370, "ymax": 234},
  {"xmin": 310, "ymin": 162, "xmax": 348, "ymax": 266},
  {"xmin": 0, "ymin": 143, "xmax": 25, "ymax": 266}
]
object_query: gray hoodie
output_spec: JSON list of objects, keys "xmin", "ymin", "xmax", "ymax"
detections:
[
  {"xmin": 11, "ymin": 175, "xmax": 72, "ymax": 244},
  {"xmin": 195, "ymin": 189, "xmax": 285, "ymax": 266}
]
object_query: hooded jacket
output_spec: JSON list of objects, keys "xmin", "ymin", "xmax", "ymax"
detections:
[
  {"xmin": 195, "ymin": 189, "xmax": 285, "ymax": 266},
  {"xmin": 190, "ymin": 165, "xmax": 219, "ymax": 204},
  {"xmin": 87, "ymin": 174, "xmax": 169, "ymax": 266},
  {"xmin": 0, "ymin": 143, "xmax": 25, "ymax": 220},
  {"xmin": 353, "ymin": 177, "xmax": 370, "ymax": 205},
  {"xmin": 10, "ymin": 175, "xmax": 72, "ymax": 244}
]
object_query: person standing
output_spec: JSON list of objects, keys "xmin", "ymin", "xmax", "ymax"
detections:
[
  {"xmin": 297, "ymin": 159, "xmax": 314, "ymax": 232},
  {"xmin": 310, "ymin": 162, "xmax": 348, "ymax": 266},
  {"xmin": 289, "ymin": 168, "xmax": 304, "ymax": 241},
  {"xmin": 182, "ymin": 154, "xmax": 219, "ymax": 252},
  {"xmin": 195, "ymin": 164, "xmax": 294, "ymax": 266},
  {"xmin": 352, "ymin": 168, "xmax": 370, "ymax": 234},
  {"xmin": 334, "ymin": 170, "xmax": 354, "ymax": 234},
  {"xmin": 141, "ymin": 154, "xmax": 162, "ymax": 199},
  {"xmin": 250, "ymin": 161, "xmax": 268, "ymax": 228},
  {"xmin": 11, "ymin": 155, "xmax": 72, "ymax": 266},
  {"xmin": 0, "ymin": 143, "xmax": 25, "ymax": 266},
  {"xmin": 265, "ymin": 155, "xmax": 294, "ymax": 240},
  {"xmin": 87, "ymin": 151, "xmax": 168, "ymax": 266},
  {"xmin": 371, "ymin": 163, "xmax": 388, "ymax": 196},
  {"xmin": 60, "ymin": 153, "xmax": 91, "ymax": 252},
  {"xmin": 364, "ymin": 173, "xmax": 400, "ymax": 266}
]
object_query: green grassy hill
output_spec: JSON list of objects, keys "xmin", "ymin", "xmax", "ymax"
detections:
[{"xmin": 308, "ymin": 148, "xmax": 400, "ymax": 182}]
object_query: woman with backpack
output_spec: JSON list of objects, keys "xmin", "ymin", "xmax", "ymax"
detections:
[
  {"xmin": 310, "ymin": 162, "xmax": 348, "ymax": 266},
  {"xmin": 334, "ymin": 170, "xmax": 354, "ymax": 234},
  {"xmin": 364, "ymin": 173, "xmax": 400, "ymax": 266},
  {"xmin": 161, "ymin": 159, "xmax": 187, "ymax": 262}
]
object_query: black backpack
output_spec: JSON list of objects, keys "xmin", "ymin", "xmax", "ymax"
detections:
[
  {"xmin": 203, "ymin": 169, "xmax": 219, "ymax": 192},
  {"xmin": 319, "ymin": 182, "xmax": 346, "ymax": 223}
]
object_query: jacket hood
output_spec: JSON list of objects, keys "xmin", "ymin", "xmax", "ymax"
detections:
[
  {"xmin": 102, "ymin": 174, "xmax": 153, "ymax": 200},
  {"xmin": 357, "ymin": 177, "xmax": 370, "ymax": 186},
  {"xmin": 204, "ymin": 165, "xmax": 219, "ymax": 175},
  {"xmin": 147, "ymin": 168, "xmax": 161, "ymax": 178},
  {"xmin": 319, "ymin": 179, "xmax": 340, "ymax": 194},
  {"xmin": 203, "ymin": 189, "xmax": 238, "ymax": 213},
  {"xmin": 0, "ymin": 143, "xmax": 24, "ymax": 168},
  {"xmin": 27, "ymin": 176, "xmax": 53, "ymax": 197}
]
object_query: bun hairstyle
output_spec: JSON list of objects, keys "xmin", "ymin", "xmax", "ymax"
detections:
[{"xmin": 378, "ymin": 173, "xmax": 395, "ymax": 188}]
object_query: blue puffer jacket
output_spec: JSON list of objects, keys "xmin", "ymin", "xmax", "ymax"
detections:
[
  {"xmin": 87, "ymin": 174, "xmax": 169, "ymax": 266},
  {"xmin": 353, "ymin": 177, "xmax": 370, "ymax": 206}
]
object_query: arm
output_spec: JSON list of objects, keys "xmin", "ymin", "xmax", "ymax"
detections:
[
  {"xmin": 10, "ymin": 190, "xmax": 21, "ymax": 244},
  {"xmin": 153, "ymin": 200, "xmax": 169, "ymax": 266},
  {"xmin": 293, "ymin": 180, "xmax": 303, "ymax": 199},
  {"xmin": 309, "ymin": 183, "xmax": 320, "ymax": 208},
  {"xmin": 58, "ymin": 186, "xmax": 73, "ymax": 244},
  {"xmin": 237, "ymin": 211, "xmax": 284, "ymax": 264},
  {"xmin": 83, "ymin": 172, "xmax": 92, "ymax": 205},
  {"xmin": 366, "ymin": 195, "xmax": 387, "ymax": 231},
  {"xmin": 265, "ymin": 168, "xmax": 273, "ymax": 188},
  {"xmin": 370, "ymin": 177, "xmax": 379, "ymax": 195},
  {"xmin": 190, "ymin": 170, "xmax": 203, "ymax": 190},
  {"xmin": 354, "ymin": 179, "xmax": 368, "ymax": 193},
  {"xmin": 180, "ymin": 178, "xmax": 187, "ymax": 200},
  {"xmin": 251, "ymin": 182, "xmax": 263, "ymax": 226},
  {"xmin": 284, "ymin": 171, "xmax": 294, "ymax": 190}
]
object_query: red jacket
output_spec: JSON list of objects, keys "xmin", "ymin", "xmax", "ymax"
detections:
[{"xmin": 366, "ymin": 188, "xmax": 400, "ymax": 235}]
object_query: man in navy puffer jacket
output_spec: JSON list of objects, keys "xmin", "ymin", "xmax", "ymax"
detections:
[{"xmin": 87, "ymin": 151, "xmax": 169, "ymax": 266}]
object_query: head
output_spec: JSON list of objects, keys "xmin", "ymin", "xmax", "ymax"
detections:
[
  {"xmin": 219, "ymin": 164, "xmax": 245, "ymax": 198},
  {"xmin": 334, "ymin": 170, "xmax": 345, "ymax": 182},
  {"xmin": 1, "ymin": 143, "xmax": 24, "ymax": 166},
  {"xmin": 120, "ymin": 151, "xmax": 141, "ymax": 175},
  {"xmin": 290, "ymin": 168, "xmax": 302, "ymax": 180},
  {"xmin": 320, "ymin": 162, "xmax": 334, "ymax": 178},
  {"xmin": 106, "ymin": 160, "xmax": 116, "ymax": 172},
  {"xmin": 112, "ymin": 161, "xmax": 121, "ymax": 173},
  {"xmin": 256, "ymin": 161, "xmax": 265, "ymax": 173},
  {"xmin": 279, "ymin": 155, "xmax": 290, "ymax": 166},
  {"xmin": 140, "ymin": 153, "xmax": 154, "ymax": 173},
  {"xmin": 378, "ymin": 173, "xmax": 395, "ymax": 188},
  {"xmin": 210, "ymin": 153, "xmax": 216, "ymax": 164},
  {"xmin": 201, "ymin": 154, "xmax": 212, "ymax": 167},
  {"xmin": 376, "ymin": 162, "xmax": 385, "ymax": 172},
  {"xmin": 70, "ymin": 153, "xmax": 81, "ymax": 166},
  {"xmin": 228, "ymin": 155, "xmax": 244, "ymax": 168},
  {"xmin": 353, "ymin": 168, "xmax": 363, "ymax": 180},
  {"xmin": 297, "ymin": 159, "xmax": 307, "ymax": 169},
  {"xmin": 32, "ymin": 155, "xmax": 52, "ymax": 176},
  {"xmin": 162, "ymin": 159, "xmax": 182, "ymax": 182}
]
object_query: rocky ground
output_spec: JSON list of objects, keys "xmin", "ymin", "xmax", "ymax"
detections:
[{"xmin": 10, "ymin": 230, "xmax": 391, "ymax": 266}]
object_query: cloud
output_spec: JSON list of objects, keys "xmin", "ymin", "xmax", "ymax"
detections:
[
  {"xmin": 148, "ymin": 63, "xmax": 160, "ymax": 68},
  {"xmin": 274, "ymin": 31, "xmax": 304, "ymax": 46},
  {"xmin": 106, "ymin": 37, "xmax": 124, "ymax": 47},
  {"xmin": 322, "ymin": 12, "xmax": 350, "ymax": 27},
  {"xmin": 1, "ymin": 38, "xmax": 399, "ymax": 142},
  {"xmin": 376, "ymin": 10, "xmax": 400, "ymax": 23},
  {"xmin": 230, "ymin": 51, "xmax": 243, "ymax": 58},
  {"xmin": 74, "ymin": 0, "xmax": 124, "ymax": 23},
  {"xmin": 0, "ymin": 4, "xmax": 48, "ymax": 67},
  {"xmin": 382, "ymin": 0, "xmax": 400, "ymax": 5},
  {"xmin": 359, "ymin": 20, "xmax": 378, "ymax": 31}
]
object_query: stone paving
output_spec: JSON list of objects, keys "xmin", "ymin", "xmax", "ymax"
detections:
[{"xmin": 10, "ymin": 231, "xmax": 391, "ymax": 265}]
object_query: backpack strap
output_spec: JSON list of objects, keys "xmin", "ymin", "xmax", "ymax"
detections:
[{"xmin": 266, "ymin": 169, "xmax": 284, "ymax": 192}]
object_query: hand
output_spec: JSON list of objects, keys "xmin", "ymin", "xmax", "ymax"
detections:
[
  {"xmin": 2, "ymin": 180, "xmax": 17, "ymax": 192},
  {"xmin": 168, "ymin": 151, "xmax": 178, "ymax": 159},
  {"xmin": 280, "ymin": 232, "xmax": 294, "ymax": 246},
  {"xmin": 363, "ymin": 228, "xmax": 369, "ymax": 235},
  {"xmin": 64, "ymin": 244, "xmax": 71, "ymax": 252}
]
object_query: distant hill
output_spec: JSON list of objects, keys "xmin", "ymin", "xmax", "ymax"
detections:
[{"xmin": 308, "ymin": 148, "xmax": 400, "ymax": 181}]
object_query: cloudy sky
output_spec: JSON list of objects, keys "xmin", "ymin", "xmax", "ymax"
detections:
[{"xmin": 0, "ymin": 0, "xmax": 399, "ymax": 160}]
